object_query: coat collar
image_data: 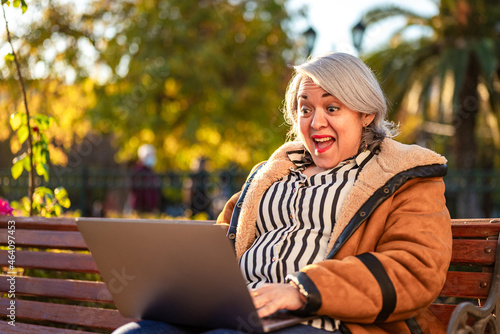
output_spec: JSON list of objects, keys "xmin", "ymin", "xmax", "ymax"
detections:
[{"xmin": 235, "ymin": 139, "xmax": 447, "ymax": 259}]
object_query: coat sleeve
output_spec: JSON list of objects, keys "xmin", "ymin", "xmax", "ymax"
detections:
[{"xmin": 293, "ymin": 177, "xmax": 452, "ymax": 324}]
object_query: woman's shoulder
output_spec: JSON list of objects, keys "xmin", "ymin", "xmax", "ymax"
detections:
[
  {"xmin": 356, "ymin": 139, "xmax": 447, "ymax": 188},
  {"xmin": 246, "ymin": 161, "xmax": 267, "ymax": 181},
  {"xmin": 377, "ymin": 138, "xmax": 447, "ymax": 169}
]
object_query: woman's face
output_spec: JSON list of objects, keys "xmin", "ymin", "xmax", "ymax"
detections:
[{"xmin": 297, "ymin": 79, "xmax": 374, "ymax": 170}]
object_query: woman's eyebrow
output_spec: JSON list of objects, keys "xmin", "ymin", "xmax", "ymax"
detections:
[{"xmin": 298, "ymin": 93, "xmax": 334, "ymax": 99}]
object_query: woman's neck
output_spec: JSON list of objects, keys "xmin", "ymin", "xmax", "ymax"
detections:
[{"xmin": 302, "ymin": 165, "xmax": 328, "ymax": 177}]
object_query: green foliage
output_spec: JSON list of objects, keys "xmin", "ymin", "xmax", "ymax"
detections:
[
  {"xmin": 9, "ymin": 112, "xmax": 51, "ymax": 181},
  {"xmin": 1, "ymin": 0, "xmax": 27, "ymax": 13},
  {"xmin": 8, "ymin": 111, "xmax": 72, "ymax": 216},
  {"xmin": 14, "ymin": 0, "xmax": 301, "ymax": 171},
  {"xmin": 3, "ymin": 0, "xmax": 71, "ymax": 216},
  {"xmin": 11, "ymin": 186, "xmax": 71, "ymax": 217},
  {"xmin": 90, "ymin": 0, "xmax": 297, "ymax": 169},
  {"xmin": 360, "ymin": 0, "xmax": 500, "ymax": 164},
  {"xmin": 4, "ymin": 52, "xmax": 13, "ymax": 61}
]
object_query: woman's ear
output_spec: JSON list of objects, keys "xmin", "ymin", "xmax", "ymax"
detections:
[{"xmin": 363, "ymin": 113, "xmax": 376, "ymax": 127}]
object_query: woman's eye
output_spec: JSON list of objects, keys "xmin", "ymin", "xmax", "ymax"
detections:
[
  {"xmin": 327, "ymin": 106, "xmax": 340, "ymax": 113},
  {"xmin": 300, "ymin": 106, "xmax": 311, "ymax": 115}
]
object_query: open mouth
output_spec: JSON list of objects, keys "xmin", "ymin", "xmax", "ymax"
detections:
[{"xmin": 313, "ymin": 136, "xmax": 335, "ymax": 154}]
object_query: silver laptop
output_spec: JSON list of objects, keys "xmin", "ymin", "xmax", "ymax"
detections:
[{"xmin": 76, "ymin": 218, "xmax": 317, "ymax": 333}]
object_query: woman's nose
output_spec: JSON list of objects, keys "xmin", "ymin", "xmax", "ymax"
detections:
[{"xmin": 311, "ymin": 109, "xmax": 328, "ymax": 129}]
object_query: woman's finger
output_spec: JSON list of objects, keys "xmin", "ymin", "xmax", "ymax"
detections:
[
  {"xmin": 256, "ymin": 298, "xmax": 281, "ymax": 318},
  {"xmin": 250, "ymin": 283, "xmax": 305, "ymax": 318}
]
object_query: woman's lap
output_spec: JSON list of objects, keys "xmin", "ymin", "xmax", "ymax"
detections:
[
  {"xmin": 112, "ymin": 320, "xmax": 204, "ymax": 334},
  {"xmin": 112, "ymin": 320, "xmax": 340, "ymax": 334}
]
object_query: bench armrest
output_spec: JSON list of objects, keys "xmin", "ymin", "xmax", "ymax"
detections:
[{"xmin": 447, "ymin": 236, "xmax": 500, "ymax": 334}]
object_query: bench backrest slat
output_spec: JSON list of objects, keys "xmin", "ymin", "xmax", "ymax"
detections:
[
  {"xmin": 0, "ymin": 274, "xmax": 113, "ymax": 302},
  {"xmin": 0, "ymin": 249, "xmax": 99, "ymax": 273},
  {"xmin": 0, "ymin": 216, "xmax": 78, "ymax": 230},
  {"xmin": 0, "ymin": 229, "xmax": 87, "ymax": 249},
  {"xmin": 451, "ymin": 239, "xmax": 496, "ymax": 264},
  {"xmin": 0, "ymin": 298, "xmax": 134, "ymax": 330},
  {"xmin": 4, "ymin": 229, "xmax": 493, "ymax": 262},
  {"xmin": 440, "ymin": 271, "xmax": 492, "ymax": 298},
  {"xmin": 0, "ymin": 321, "xmax": 92, "ymax": 334},
  {"xmin": 450, "ymin": 219, "xmax": 500, "ymax": 237}
]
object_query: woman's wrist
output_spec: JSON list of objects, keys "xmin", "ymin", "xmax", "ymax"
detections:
[
  {"xmin": 286, "ymin": 275, "xmax": 309, "ymax": 308},
  {"xmin": 285, "ymin": 272, "xmax": 322, "ymax": 316}
]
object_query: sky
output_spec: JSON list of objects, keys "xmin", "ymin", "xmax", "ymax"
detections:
[{"xmin": 286, "ymin": 0, "xmax": 438, "ymax": 56}]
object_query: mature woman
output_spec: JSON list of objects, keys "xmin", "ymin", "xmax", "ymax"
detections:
[{"xmin": 115, "ymin": 52, "xmax": 452, "ymax": 334}]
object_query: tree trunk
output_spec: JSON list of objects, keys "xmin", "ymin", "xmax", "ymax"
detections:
[{"xmin": 453, "ymin": 52, "xmax": 482, "ymax": 218}]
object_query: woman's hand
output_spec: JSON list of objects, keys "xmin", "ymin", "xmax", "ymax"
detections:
[{"xmin": 250, "ymin": 283, "xmax": 306, "ymax": 318}]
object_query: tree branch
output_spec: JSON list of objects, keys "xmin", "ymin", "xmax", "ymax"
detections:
[{"xmin": 2, "ymin": 4, "xmax": 34, "ymax": 216}]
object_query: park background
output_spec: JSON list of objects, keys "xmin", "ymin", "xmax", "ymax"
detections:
[{"xmin": 0, "ymin": 0, "xmax": 499, "ymax": 220}]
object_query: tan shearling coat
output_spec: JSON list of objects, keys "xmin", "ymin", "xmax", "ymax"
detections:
[{"xmin": 217, "ymin": 139, "xmax": 452, "ymax": 333}]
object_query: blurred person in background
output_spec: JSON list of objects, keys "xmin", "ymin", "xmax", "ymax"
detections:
[
  {"xmin": 129, "ymin": 144, "xmax": 161, "ymax": 214},
  {"xmin": 183, "ymin": 156, "xmax": 214, "ymax": 219}
]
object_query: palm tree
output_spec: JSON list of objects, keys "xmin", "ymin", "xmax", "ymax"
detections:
[{"xmin": 354, "ymin": 0, "xmax": 500, "ymax": 218}]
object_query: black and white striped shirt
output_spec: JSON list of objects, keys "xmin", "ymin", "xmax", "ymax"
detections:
[{"xmin": 240, "ymin": 149, "xmax": 374, "ymax": 331}]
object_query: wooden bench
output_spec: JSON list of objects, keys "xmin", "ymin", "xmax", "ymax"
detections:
[
  {"xmin": 1, "ymin": 216, "xmax": 499, "ymax": 333},
  {"xmin": 431, "ymin": 218, "xmax": 500, "ymax": 333},
  {"xmin": 0, "ymin": 216, "xmax": 137, "ymax": 333}
]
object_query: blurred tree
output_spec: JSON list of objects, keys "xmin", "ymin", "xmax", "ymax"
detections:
[
  {"xmin": 1, "ymin": 0, "xmax": 301, "ymax": 172},
  {"xmin": 1, "ymin": 0, "xmax": 99, "ymax": 168},
  {"xmin": 355, "ymin": 0, "xmax": 500, "ymax": 218},
  {"xmin": 89, "ymin": 0, "xmax": 298, "ymax": 170},
  {"xmin": 1, "ymin": 0, "xmax": 72, "ymax": 216},
  {"xmin": 0, "ymin": 80, "xmax": 96, "ymax": 166}
]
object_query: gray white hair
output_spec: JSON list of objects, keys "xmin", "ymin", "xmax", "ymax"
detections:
[{"xmin": 283, "ymin": 52, "xmax": 398, "ymax": 152}]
